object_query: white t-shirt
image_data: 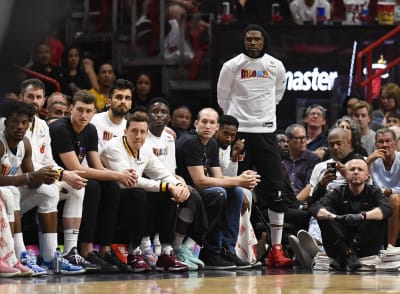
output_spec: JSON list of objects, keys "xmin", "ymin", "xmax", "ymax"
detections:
[
  {"xmin": 90, "ymin": 111, "xmax": 126, "ymax": 153},
  {"xmin": 289, "ymin": 0, "xmax": 331, "ymax": 25},
  {"xmin": 143, "ymin": 130, "xmax": 176, "ymax": 174},
  {"xmin": 219, "ymin": 145, "xmax": 238, "ymax": 177}
]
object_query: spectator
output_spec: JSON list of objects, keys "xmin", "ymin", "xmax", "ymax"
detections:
[
  {"xmin": 61, "ymin": 46, "xmax": 96, "ymax": 96},
  {"xmin": 368, "ymin": 128, "xmax": 400, "ymax": 246},
  {"xmin": 29, "ymin": 42, "xmax": 68, "ymax": 95},
  {"xmin": 289, "ymin": 0, "xmax": 331, "ymax": 25},
  {"xmin": 341, "ymin": 94, "xmax": 362, "ymax": 117},
  {"xmin": 334, "ymin": 116, "xmax": 368, "ymax": 158},
  {"xmin": 372, "ymin": 83, "xmax": 400, "ymax": 126},
  {"xmin": 171, "ymin": 105, "xmax": 192, "ymax": 139},
  {"xmin": 386, "ymin": 111, "xmax": 400, "ymax": 128},
  {"xmin": 89, "ymin": 63, "xmax": 116, "ymax": 112},
  {"xmin": 304, "ymin": 104, "xmax": 328, "ymax": 159},
  {"xmin": 132, "ymin": 72, "xmax": 153, "ymax": 108},
  {"xmin": 310, "ymin": 158, "xmax": 391, "ymax": 272},
  {"xmin": 351, "ymin": 101, "xmax": 376, "ymax": 155}
]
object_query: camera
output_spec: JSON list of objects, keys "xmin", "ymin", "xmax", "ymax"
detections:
[{"xmin": 327, "ymin": 162, "xmax": 337, "ymax": 174}]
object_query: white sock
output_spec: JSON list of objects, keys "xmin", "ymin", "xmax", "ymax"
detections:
[
  {"xmin": 140, "ymin": 236, "xmax": 152, "ymax": 252},
  {"xmin": 41, "ymin": 233, "xmax": 58, "ymax": 261},
  {"xmin": 161, "ymin": 244, "xmax": 173, "ymax": 255},
  {"xmin": 183, "ymin": 237, "xmax": 196, "ymax": 249},
  {"xmin": 13, "ymin": 233, "xmax": 26, "ymax": 258},
  {"xmin": 153, "ymin": 234, "xmax": 161, "ymax": 255},
  {"xmin": 173, "ymin": 235, "xmax": 185, "ymax": 251},
  {"xmin": 63, "ymin": 229, "xmax": 79, "ymax": 253},
  {"xmin": 268, "ymin": 209, "xmax": 284, "ymax": 245}
]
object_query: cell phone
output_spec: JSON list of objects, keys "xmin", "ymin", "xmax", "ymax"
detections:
[{"xmin": 327, "ymin": 162, "xmax": 337, "ymax": 173}]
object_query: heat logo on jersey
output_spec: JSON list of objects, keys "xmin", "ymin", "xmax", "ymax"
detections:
[
  {"xmin": 40, "ymin": 143, "xmax": 45, "ymax": 154},
  {"xmin": 1, "ymin": 164, "xmax": 18, "ymax": 176},
  {"xmin": 241, "ymin": 68, "xmax": 268, "ymax": 79},
  {"xmin": 103, "ymin": 131, "xmax": 114, "ymax": 142},
  {"xmin": 152, "ymin": 147, "xmax": 168, "ymax": 157}
]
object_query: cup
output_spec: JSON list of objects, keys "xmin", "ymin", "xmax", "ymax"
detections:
[
  {"xmin": 316, "ymin": 6, "xmax": 326, "ymax": 25},
  {"xmin": 378, "ymin": 1, "xmax": 395, "ymax": 25}
]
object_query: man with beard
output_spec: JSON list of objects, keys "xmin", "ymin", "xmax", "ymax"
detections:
[
  {"xmin": 217, "ymin": 24, "xmax": 291, "ymax": 267},
  {"xmin": 91, "ymin": 79, "xmax": 133, "ymax": 153}
]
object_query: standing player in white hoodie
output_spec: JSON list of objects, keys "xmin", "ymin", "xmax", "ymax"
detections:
[{"xmin": 217, "ymin": 24, "xmax": 291, "ymax": 268}]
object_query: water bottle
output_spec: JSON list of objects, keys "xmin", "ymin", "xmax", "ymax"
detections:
[{"xmin": 54, "ymin": 247, "xmax": 62, "ymax": 274}]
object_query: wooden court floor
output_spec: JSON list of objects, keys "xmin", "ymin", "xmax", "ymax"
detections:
[{"xmin": 1, "ymin": 268, "xmax": 400, "ymax": 293}]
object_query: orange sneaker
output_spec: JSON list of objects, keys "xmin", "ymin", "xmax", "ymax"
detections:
[{"xmin": 266, "ymin": 244, "xmax": 293, "ymax": 268}]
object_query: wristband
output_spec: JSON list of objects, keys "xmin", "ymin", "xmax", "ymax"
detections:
[
  {"xmin": 361, "ymin": 211, "xmax": 367, "ymax": 220},
  {"xmin": 25, "ymin": 172, "xmax": 31, "ymax": 184},
  {"xmin": 56, "ymin": 169, "xmax": 64, "ymax": 181},
  {"xmin": 160, "ymin": 182, "xmax": 169, "ymax": 192}
]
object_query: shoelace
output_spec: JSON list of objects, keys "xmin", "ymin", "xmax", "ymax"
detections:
[{"xmin": 71, "ymin": 253, "xmax": 86, "ymax": 265}]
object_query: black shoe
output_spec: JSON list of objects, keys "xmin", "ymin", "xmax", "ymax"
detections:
[
  {"xmin": 63, "ymin": 247, "xmax": 101, "ymax": 273},
  {"xmin": 221, "ymin": 249, "xmax": 251, "ymax": 269},
  {"xmin": 346, "ymin": 250, "xmax": 361, "ymax": 272},
  {"xmin": 85, "ymin": 251, "xmax": 119, "ymax": 273},
  {"xmin": 102, "ymin": 251, "xmax": 132, "ymax": 273},
  {"xmin": 329, "ymin": 255, "xmax": 347, "ymax": 272},
  {"xmin": 199, "ymin": 249, "xmax": 236, "ymax": 270}
]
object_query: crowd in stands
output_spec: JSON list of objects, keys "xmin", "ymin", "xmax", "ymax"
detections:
[{"xmin": 0, "ymin": 1, "xmax": 399, "ymax": 277}]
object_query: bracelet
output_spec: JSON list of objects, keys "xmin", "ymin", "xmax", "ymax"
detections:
[
  {"xmin": 56, "ymin": 169, "xmax": 64, "ymax": 181},
  {"xmin": 25, "ymin": 172, "xmax": 31, "ymax": 184}
]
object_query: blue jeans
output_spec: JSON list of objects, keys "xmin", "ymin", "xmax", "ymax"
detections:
[{"xmin": 204, "ymin": 186, "xmax": 243, "ymax": 253}]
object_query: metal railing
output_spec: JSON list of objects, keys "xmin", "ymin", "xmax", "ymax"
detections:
[{"xmin": 356, "ymin": 26, "xmax": 400, "ymax": 103}]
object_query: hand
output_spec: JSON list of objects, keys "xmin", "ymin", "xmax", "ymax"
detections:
[
  {"xmin": 367, "ymin": 149, "xmax": 386, "ymax": 165},
  {"xmin": 168, "ymin": 184, "xmax": 190, "ymax": 203},
  {"xmin": 30, "ymin": 166, "xmax": 58, "ymax": 185},
  {"xmin": 62, "ymin": 170, "xmax": 88, "ymax": 189},
  {"xmin": 239, "ymin": 170, "xmax": 260, "ymax": 190},
  {"xmin": 118, "ymin": 169, "xmax": 137, "ymax": 188},
  {"xmin": 335, "ymin": 214, "xmax": 364, "ymax": 224},
  {"xmin": 319, "ymin": 170, "xmax": 336, "ymax": 187},
  {"xmin": 231, "ymin": 139, "xmax": 245, "ymax": 162}
]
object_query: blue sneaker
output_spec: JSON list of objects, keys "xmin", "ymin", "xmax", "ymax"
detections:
[
  {"xmin": 20, "ymin": 250, "xmax": 47, "ymax": 276},
  {"xmin": 42, "ymin": 256, "xmax": 85, "ymax": 275},
  {"xmin": 176, "ymin": 245, "xmax": 204, "ymax": 270}
]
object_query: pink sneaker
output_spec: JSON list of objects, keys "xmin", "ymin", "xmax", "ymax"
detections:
[
  {"xmin": 14, "ymin": 260, "xmax": 33, "ymax": 277},
  {"xmin": 0, "ymin": 259, "xmax": 21, "ymax": 277}
]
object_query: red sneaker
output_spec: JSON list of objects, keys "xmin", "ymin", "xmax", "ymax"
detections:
[
  {"xmin": 127, "ymin": 253, "xmax": 152, "ymax": 273},
  {"xmin": 155, "ymin": 253, "xmax": 189, "ymax": 272},
  {"xmin": 266, "ymin": 244, "xmax": 293, "ymax": 268}
]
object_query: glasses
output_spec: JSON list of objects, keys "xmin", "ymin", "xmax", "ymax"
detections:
[{"xmin": 290, "ymin": 136, "xmax": 307, "ymax": 142}]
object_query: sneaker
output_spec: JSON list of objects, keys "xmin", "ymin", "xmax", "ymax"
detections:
[
  {"xmin": 85, "ymin": 251, "xmax": 119, "ymax": 273},
  {"xmin": 199, "ymin": 249, "xmax": 236, "ymax": 270},
  {"xmin": 63, "ymin": 247, "xmax": 101, "ymax": 272},
  {"xmin": 221, "ymin": 249, "xmax": 252, "ymax": 269},
  {"xmin": 329, "ymin": 255, "xmax": 347, "ymax": 271},
  {"xmin": 297, "ymin": 230, "xmax": 323, "ymax": 258},
  {"xmin": 288, "ymin": 235, "xmax": 312, "ymax": 269},
  {"xmin": 0, "ymin": 259, "xmax": 21, "ymax": 277},
  {"xmin": 155, "ymin": 252, "xmax": 189, "ymax": 272},
  {"xmin": 346, "ymin": 250, "xmax": 361, "ymax": 272},
  {"xmin": 266, "ymin": 244, "xmax": 293, "ymax": 268},
  {"xmin": 13, "ymin": 260, "xmax": 33, "ymax": 276},
  {"xmin": 176, "ymin": 245, "xmax": 205, "ymax": 270},
  {"xmin": 127, "ymin": 253, "xmax": 152, "ymax": 273},
  {"xmin": 20, "ymin": 250, "xmax": 47, "ymax": 276},
  {"xmin": 42, "ymin": 256, "xmax": 85, "ymax": 275},
  {"xmin": 143, "ymin": 248, "xmax": 158, "ymax": 268},
  {"xmin": 102, "ymin": 251, "xmax": 132, "ymax": 273}
]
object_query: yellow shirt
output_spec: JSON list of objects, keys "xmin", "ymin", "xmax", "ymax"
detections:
[{"xmin": 89, "ymin": 88, "xmax": 108, "ymax": 112}]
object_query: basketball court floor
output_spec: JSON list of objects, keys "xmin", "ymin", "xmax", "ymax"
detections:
[{"xmin": 1, "ymin": 267, "xmax": 399, "ymax": 293}]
